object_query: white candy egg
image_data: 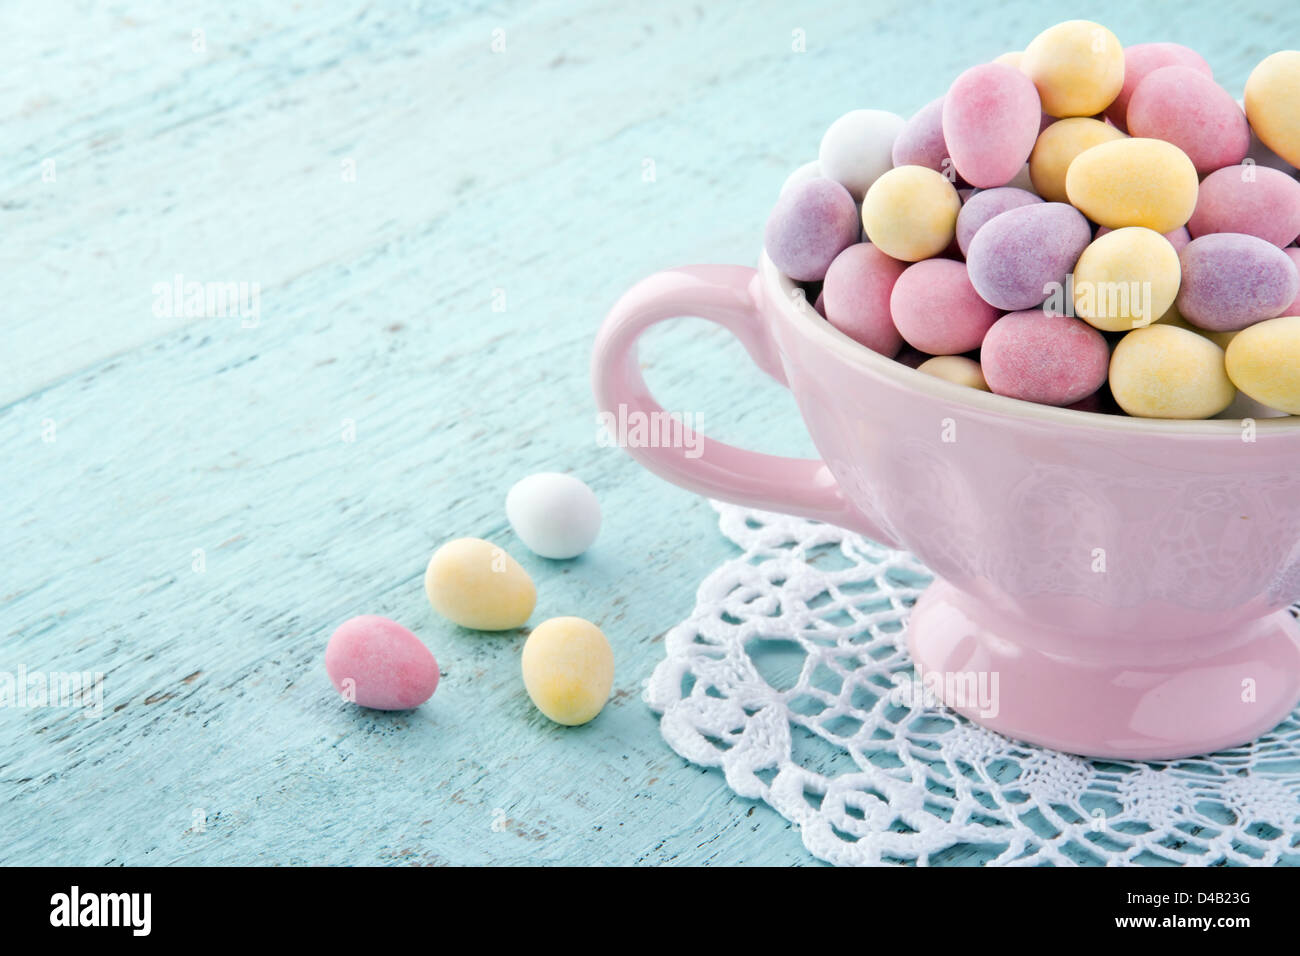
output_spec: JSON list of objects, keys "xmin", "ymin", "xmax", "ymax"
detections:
[
  {"xmin": 818, "ymin": 109, "xmax": 905, "ymax": 200},
  {"xmin": 779, "ymin": 160, "xmax": 823, "ymax": 197},
  {"xmin": 506, "ymin": 473, "xmax": 601, "ymax": 559}
]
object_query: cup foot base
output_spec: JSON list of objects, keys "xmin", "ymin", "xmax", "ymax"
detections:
[{"xmin": 906, "ymin": 579, "xmax": 1300, "ymax": 760}]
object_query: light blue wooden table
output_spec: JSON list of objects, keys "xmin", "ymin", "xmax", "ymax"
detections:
[{"xmin": 2, "ymin": 0, "xmax": 1293, "ymax": 866}]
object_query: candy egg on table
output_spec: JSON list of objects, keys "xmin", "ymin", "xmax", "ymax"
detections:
[
  {"xmin": 1073, "ymin": 227, "xmax": 1181, "ymax": 332},
  {"xmin": 964, "ymin": 201, "xmax": 1091, "ymax": 310},
  {"xmin": 890, "ymin": 259, "xmax": 999, "ymax": 354},
  {"xmin": 1021, "ymin": 20, "xmax": 1124, "ymax": 118},
  {"xmin": 1187, "ymin": 165, "xmax": 1300, "ymax": 248},
  {"xmin": 1065, "ymin": 138, "xmax": 1199, "ymax": 233},
  {"xmin": 1028, "ymin": 118, "xmax": 1125, "ymax": 203},
  {"xmin": 1126, "ymin": 67, "xmax": 1250, "ymax": 174},
  {"xmin": 891, "ymin": 98, "xmax": 954, "ymax": 178},
  {"xmin": 860, "ymin": 165, "xmax": 961, "ymax": 262},
  {"xmin": 821, "ymin": 243, "xmax": 906, "ymax": 357},
  {"xmin": 1244, "ymin": 51, "xmax": 1300, "ymax": 168},
  {"xmin": 942, "ymin": 63, "xmax": 1042, "ymax": 188},
  {"xmin": 1225, "ymin": 316, "xmax": 1300, "ymax": 415},
  {"xmin": 1104, "ymin": 41, "xmax": 1214, "ymax": 132},
  {"xmin": 325, "ymin": 615, "xmax": 440, "ymax": 711},
  {"xmin": 521, "ymin": 617, "xmax": 615, "ymax": 726},
  {"xmin": 506, "ymin": 472, "xmax": 601, "ymax": 560},
  {"xmin": 980, "ymin": 310, "xmax": 1110, "ymax": 406},
  {"xmin": 818, "ymin": 108, "xmax": 906, "ymax": 200},
  {"xmin": 917, "ymin": 355, "xmax": 988, "ymax": 391},
  {"xmin": 1108, "ymin": 325, "xmax": 1236, "ymax": 419},
  {"xmin": 425, "ymin": 537, "xmax": 536, "ymax": 630},
  {"xmin": 1176, "ymin": 233, "xmax": 1300, "ymax": 332},
  {"xmin": 954, "ymin": 187, "xmax": 1042, "ymax": 256},
  {"xmin": 764, "ymin": 177, "xmax": 860, "ymax": 282}
]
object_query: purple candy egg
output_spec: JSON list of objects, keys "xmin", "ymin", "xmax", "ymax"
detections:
[
  {"xmin": 966, "ymin": 202, "xmax": 1092, "ymax": 311},
  {"xmin": 764, "ymin": 178, "xmax": 860, "ymax": 281},
  {"xmin": 956, "ymin": 187, "xmax": 1044, "ymax": 256},
  {"xmin": 891, "ymin": 98, "xmax": 956, "ymax": 179},
  {"xmin": 1177, "ymin": 233, "xmax": 1300, "ymax": 332},
  {"xmin": 981, "ymin": 310, "xmax": 1110, "ymax": 406}
]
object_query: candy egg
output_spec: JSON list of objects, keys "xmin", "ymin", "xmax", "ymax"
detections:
[
  {"xmin": 506, "ymin": 472, "xmax": 601, "ymax": 560},
  {"xmin": 1022, "ymin": 20, "xmax": 1124, "ymax": 118},
  {"xmin": 1283, "ymin": 249, "xmax": 1300, "ymax": 317},
  {"xmin": 425, "ymin": 538, "xmax": 536, "ymax": 630},
  {"xmin": 942, "ymin": 63, "xmax": 1042, "ymax": 188},
  {"xmin": 981, "ymin": 310, "xmax": 1110, "ymax": 406},
  {"xmin": 1065, "ymin": 137, "xmax": 1199, "ymax": 233},
  {"xmin": 325, "ymin": 616, "xmax": 439, "ymax": 711},
  {"xmin": 822, "ymin": 243, "xmax": 906, "ymax": 357},
  {"xmin": 1095, "ymin": 224, "xmax": 1190, "ymax": 253},
  {"xmin": 955, "ymin": 187, "xmax": 1043, "ymax": 256},
  {"xmin": 1224, "ymin": 316, "xmax": 1300, "ymax": 415},
  {"xmin": 1109, "ymin": 325, "xmax": 1235, "ymax": 419},
  {"xmin": 1126, "ymin": 67, "xmax": 1250, "ymax": 175},
  {"xmin": 818, "ymin": 109, "xmax": 907, "ymax": 200},
  {"xmin": 917, "ymin": 355, "xmax": 989, "ymax": 390},
  {"xmin": 1104, "ymin": 42, "xmax": 1214, "ymax": 132},
  {"xmin": 1244, "ymin": 51, "xmax": 1300, "ymax": 168},
  {"xmin": 1176, "ymin": 233, "xmax": 1300, "ymax": 332},
  {"xmin": 1073, "ymin": 227, "xmax": 1181, "ymax": 332},
  {"xmin": 965, "ymin": 201, "xmax": 1091, "ymax": 310},
  {"xmin": 521, "ymin": 617, "xmax": 614, "ymax": 726},
  {"xmin": 764, "ymin": 178, "xmax": 860, "ymax": 281},
  {"xmin": 890, "ymin": 259, "xmax": 999, "ymax": 354},
  {"xmin": 993, "ymin": 51, "xmax": 1023, "ymax": 69},
  {"xmin": 860, "ymin": 165, "xmax": 961, "ymax": 262},
  {"xmin": 891, "ymin": 98, "xmax": 956, "ymax": 180},
  {"xmin": 779, "ymin": 160, "xmax": 823, "ymax": 197},
  {"xmin": 1028, "ymin": 118, "xmax": 1126, "ymax": 204},
  {"xmin": 1187, "ymin": 165, "xmax": 1300, "ymax": 248}
]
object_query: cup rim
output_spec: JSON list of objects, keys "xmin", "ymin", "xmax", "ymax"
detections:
[{"xmin": 761, "ymin": 252, "xmax": 1300, "ymax": 437}]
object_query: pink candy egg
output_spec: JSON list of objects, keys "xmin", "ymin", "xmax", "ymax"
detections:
[
  {"xmin": 1105, "ymin": 42, "xmax": 1214, "ymax": 132},
  {"xmin": 892, "ymin": 97, "xmax": 956, "ymax": 179},
  {"xmin": 981, "ymin": 310, "xmax": 1110, "ymax": 406},
  {"xmin": 1126, "ymin": 66, "xmax": 1250, "ymax": 175},
  {"xmin": 821, "ymin": 243, "xmax": 906, "ymax": 356},
  {"xmin": 325, "ymin": 615, "xmax": 440, "ymax": 711},
  {"xmin": 943, "ymin": 63, "xmax": 1042, "ymax": 188},
  {"xmin": 764, "ymin": 177, "xmax": 860, "ymax": 281},
  {"xmin": 1177, "ymin": 233, "xmax": 1300, "ymax": 332},
  {"xmin": 889, "ymin": 259, "xmax": 1000, "ymax": 355},
  {"xmin": 1187, "ymin": 165, "xmax": 1300, "ymax": 248},
  {"xmin": 966, "ymin": 202, "xmax": 1092, "ymax": 311},
  {"xmin": 1096, "ymin": 224, "xmax": 1191, "ymax": 253},
  {"xmin": 955, "ymin": 187, "xmax": 1043, "ymax": 256}
]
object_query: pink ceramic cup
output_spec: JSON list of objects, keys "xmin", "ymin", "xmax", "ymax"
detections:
[{"xmin": 592, "ymin": 253, "xmax": 1300, "ymax": 760}]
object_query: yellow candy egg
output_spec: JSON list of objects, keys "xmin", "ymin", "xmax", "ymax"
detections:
[
  {"xmin": 994, "ymin": 51, "xmax": 1024, "ymax": 69},
  {"xmin": 1022, "ymin": 20, "xmax": 1125, "ymax": 117},
  {"xmin": 917, "ymin": 355, "xmax": 989, "ymax": 390},
  {"xmin": 1073, "ymin": 227, "xmax": 1181, "ymax": 332},
  {"xmin": 521, "ymin": 617, "xmax": 615, "ymax": 726},
  {"xmin": 1065, "ymin": 138, "xmax": 1199, "ymax": 233},
  {"xmin": 1225, "ymin": 316, "xmax": 1300, "ymax": 415},
  {"xmin": 1154, "ymin": 305, "xmax": 1238, "ymax": 349},
  {"xmin": 1244, "ymin": 51, "xmax": 1300, "ymax": 168},
  {"xmin": 1029, "ymin": 118, "xmax": 1125, "ymax": 203},
  {"xmin": 1109, "ymin": 325, "xmax": 1236, "ymax": 419},
  {"xmin": 861, "ymin": 165, "xmax": 960, "ymax": 262},
  {"xmin": 424, "ymin": 537, "xmax": 536, "ymax": 630}
]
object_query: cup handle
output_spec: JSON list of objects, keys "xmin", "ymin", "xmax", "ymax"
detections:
[{"xmin": 591, "ymin": 264, "xmax": 898, "ymax": 546}]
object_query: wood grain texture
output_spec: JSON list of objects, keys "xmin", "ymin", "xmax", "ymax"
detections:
[{"xmin": 2, "ymin": 0, "xmax": 1295, "ymax": 866}]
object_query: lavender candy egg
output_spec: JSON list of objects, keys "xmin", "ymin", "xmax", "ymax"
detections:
[
  {"xmin": 1187, "ymin": 165, "xmax": 1300, "ymax": 248},
  {"xmin": 966, "ymin": 202, "xmax": 1092, "ymax": 310},
  {"xmin": 764, "ymin": 178, "xmax": 860, "ymax": 281},
  {"xmin": 1176, "ymin": 233, "xmax": 1300, "ymax": 332},
  {"xmin": 955, "ymin": 187, "xmax": 1043, "ymax": 256},
  {"xmin": 892, "ymin": 98, "xmax": 957, "ymax": 179},
  {"xmin": 943, "ymin": 63, "xmax": 1043, "ymax": 188}
]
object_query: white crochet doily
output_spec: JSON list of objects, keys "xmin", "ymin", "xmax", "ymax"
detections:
[{"xmin": 645, "ymin": 502, "xmax": 1300, "ymax": 867}]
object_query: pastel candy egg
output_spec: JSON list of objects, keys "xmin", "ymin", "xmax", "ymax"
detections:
[
  {"xmin": 822, "ymin": 243, "xmax": 906, "ymax": 357},
  {"xmin": 1073, "ymin": 227, "xmax": 1181, "ymax": 332},
  {"xmin": 860, "ymin": 165, "xmax": 961, "ymax": 262},
  {"xmin": 917, "ymin": 355, "xmax": 989, "ymax": 390},
  {"xmin": 1028, "ymin": 118, "xmax": 1126, "ymax": 203},
  {"xmin": 1095, "ymin": 224, "xmax": 1190, "ymax": 253},
  {"xmin": 506, "ymin": 472, "xmax": 601, "ymax": 559},
  {"xmin": 818, "ymin": 109, "xmax": 906, "ymax": 200},
  {"xmin": 1022, "ymin": 20, "xmax": 1124, "ymax": 118},
  {"xmin": 1176, "ymin": 233, "xmax": 1300, "ymax": 332},
  {"xmin": 1065, "ymin": 138, "xmax": 1199, "ymax": 233},
  {"xmin": 1109, "ymin": 325, "xmax": 1235, "ymax": 419},
  {"xmin": 1105, "ymin": 42, "xmax": 1213, "ymax": 132},
  {"xmin": 1126, "ymin": 67, "xmax": 1250, "ymax": 175},
  {"xmin": 1283, "ymin": 248, "xmax": 1300, "ymax": 316},
  {"xmin": 955, "ymin": 187, "xmax": 1042, "ymax": 256},
  {"xmin": 1244, "ymin": 51, "xmax": 1300, "ymax": 168},
  {"xmin": 965, "ymin": 202, "xmax": 1091, "ymax": 310},
  {"xmin": 764, "ymin": 178, "xmax": 860, "ymax": 281},
  {"xmin": 1187, "ymin": 165, "xmax": 1300, "ymax": 248},
  {"xmin": 942, "ymin": 63, "xmax": 1042, "ymax": 188},
  {"xmin": 891, "ymin": 98, "xmax": 956, "ymax": 179},
  {"xmin": 779, "ymin": 160, "xmax": 822, "ymax": 197},
  {"xmin": 1225, "ymin": 316, "xmax": 1300, "ymax": 414},
  {"xmin": 425, "ymin": 537, "xmax": 536, "ymax": 630},
  {"xmin": 889, "ymin": 259, "xmax": 999, "ymax": 354},
  {"xmin": 521, "ymin": 617, "xmax": 614, "ymax": 726},
  {"xmin": 981, "ymin": 310, "xmax": 1110, "ymax": 406},
  {"xmin": 993, "ymin": 51, "xmax": 1023, "ymax": 69},
  {"xmin": 325, "ymin": 616, "xmax": 439, "ymax": 711}
]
